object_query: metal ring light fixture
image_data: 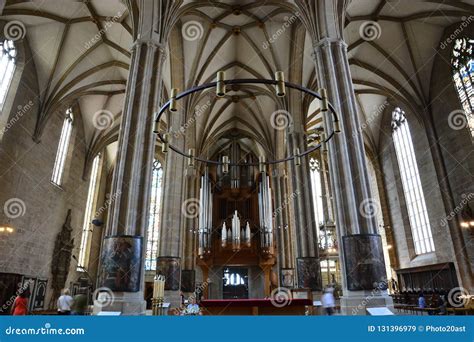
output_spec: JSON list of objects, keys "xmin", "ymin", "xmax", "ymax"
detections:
[{"xmin": 154, "ymin": 71, "xmax": 341, "ymax": 168}]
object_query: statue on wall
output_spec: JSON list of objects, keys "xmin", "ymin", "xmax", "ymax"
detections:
[{"xmin": 49, "ymin": 209, "xmax": 74, "ymax": 308}]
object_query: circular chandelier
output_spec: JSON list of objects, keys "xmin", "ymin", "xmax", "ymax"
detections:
[{"xmin": 154, "ymin": 71, "xmax": 341, "ymax": 169}]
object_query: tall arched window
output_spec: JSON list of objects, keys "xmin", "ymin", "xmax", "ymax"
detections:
[
  {"xmin": 145, "ymin": 160, "xmax": 163, "ymax": 270},
  {"xmin": 0, "ymin": 40, "xmax": 17, "ymax": 111},
  {"xmin": 392, "ymin": 108, "xmax": 435, "ymax": 254},
  {"xmin": 78, "ymin": 153, "xmax": 101, "ymax": 270},
  {"xmin": 51, "ymin": 108, "xmax": 73, "ymax": 186},
  {"xmin": 309, "ymin": 157, "xmax": 324, "ymax": 226},
  {"xmin": 451, "ymin": 37, "xmax": 474, "ymax": 137}
]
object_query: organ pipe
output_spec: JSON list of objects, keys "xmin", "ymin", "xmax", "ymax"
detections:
[
  {"xmin": 221, "ymin": 222, "xmax": 227, "ymax": 247},
  {"xmin": 245, "ymin": 222, "xmax": 251, "ymax": 247},
  {"xmin": 232, "ymin": 210, "xmax": 241, "ymax": 251},
  {"xmin": 258, "ymin": 172, "xmax": 274, "ymax": 251},
  {"xmin": 198, "ymin": 168, "xmax": 213, "ymax": 257}
]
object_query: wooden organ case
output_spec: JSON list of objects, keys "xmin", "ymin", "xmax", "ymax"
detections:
[{"xmin": 197, "ymin": 140, "xmax": 276, "ymax": 296}]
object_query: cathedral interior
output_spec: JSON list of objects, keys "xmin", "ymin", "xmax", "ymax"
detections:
[{"xmin": 0, "ymin": 0, "xmax": 473, "ymax": 316}]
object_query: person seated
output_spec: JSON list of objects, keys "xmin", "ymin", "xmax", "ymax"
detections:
[
  {"xmin": 418, "ymin": 292, "xmax": 426, "ymax": 308},
  {"xmin": 437, "ymin": 293, "xmax": 447, "ymax": 315},
  {"xmin": 183, "ymin": 297, "xmax": 202, "ymax": 315}
]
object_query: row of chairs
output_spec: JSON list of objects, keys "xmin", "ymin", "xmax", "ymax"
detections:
[{"xmin": 391, "ymin": 292, "xmax": 473, "ymax": 315}]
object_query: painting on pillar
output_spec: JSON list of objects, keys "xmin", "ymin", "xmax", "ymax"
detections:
[
  {"xmin": 342, "ymin": 234, "xmax": 387, "ymax": 291},
  {"xmin": 296, "ymin": 258, "xmax": 322, "ymax": 291},
  {"xmin": 156, "ymin": 257, "xmax": 181, "ymax": 291},
  {"xmin": 99, "ymin": 236, "xmax": 143, "ymax": 292},
  {"xmin": 181, "ymin": 270, "xmax": 195, "ymax": 293}
]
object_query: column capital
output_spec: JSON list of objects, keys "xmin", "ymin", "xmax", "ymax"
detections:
[
  {"xmin": 313, "ymin": 37, "xmax": 347, "ymax": 51},
  {"xmin": 294, "ymin": 0, "xmax": 348, "ymax": 42},
  {"xmin": 132, "ymin": 38, "xmax": 167, "ymax": 53},
  {"xmin": 135, "ymin": 0, "xmax": 183, "ymax": 44}
]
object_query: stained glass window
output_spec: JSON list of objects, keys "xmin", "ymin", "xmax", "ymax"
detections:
[
  {"xmin": 392, "ymin": 108, "xmax": 435, "ymax": 254},
  {"xmin": 451, "ymin": 37, "xmax": 474, "ymax": 137},
  {"xmin": 145, "ymin": 160, "xmax": 163, "ymax": 270}
]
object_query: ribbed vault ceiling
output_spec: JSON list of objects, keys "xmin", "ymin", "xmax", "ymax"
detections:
[{"xmin": 1, "ymin": 0, "xmax": 473, "ymax": 167}]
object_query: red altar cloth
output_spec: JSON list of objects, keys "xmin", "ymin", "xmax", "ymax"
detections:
[{"xmin": 200, "ymin": 298, "xmax": 312, "ymax": 307}]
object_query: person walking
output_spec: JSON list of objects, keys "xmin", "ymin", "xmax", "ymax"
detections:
[
  {"xmin": 71, "ymin": 288, "xmax": 88, "ymax": 315},
  {"xmin": 321, "ymin": 286, "xmax": 336, "ymax": 315},
  {"xmin": 57, "ymin": 288, "xmax": 74, "ymax": 315},
  {"xmin": 11, "ymin": 289, "xmax": 29, "ymax": 315}
]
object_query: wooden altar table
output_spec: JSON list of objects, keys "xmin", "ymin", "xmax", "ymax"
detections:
[{"xmin": 200, "ymin": 298, "xmax": 312, "ymax": 315}]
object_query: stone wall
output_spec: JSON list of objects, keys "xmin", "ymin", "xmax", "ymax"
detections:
[
  {"xmin": 0, "ymin": 35, "xmax": 91, "ymax": 310},
  {"xmin": 429, "ymin": 22, "xmax": 474, "ymax": 272},
  {"xmin": 376, "ymin": 22, "xmax": 474, "ymax": 286},
  {"xmin": 365, "ymin": 155, "xmax": 393, "ymax": 280},
  {"xmin": 379, "ymin": 104, "xmax": 457, "ymax": 271}
]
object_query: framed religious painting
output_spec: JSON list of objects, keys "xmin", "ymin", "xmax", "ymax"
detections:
[{"xmin": 32, "ymin": 279, "xmax": 47, "ymax": 311}]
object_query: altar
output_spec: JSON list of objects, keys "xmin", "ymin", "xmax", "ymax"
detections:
[{"xmin": 200, "ymin": 298, "xmax": 312, "ymax": 316}]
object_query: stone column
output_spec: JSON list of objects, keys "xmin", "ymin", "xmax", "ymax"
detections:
[
  {"xmin": 320, "ymin": 154, "xmax": 334, "ymax": 225},
  {"xmin": 294, "ymin": 0, "xmax": 392, "ymax": 314},
  {"xmin": 95, "ymin": 0, "xmax": 181, "ymax": 315},
  {"xmin": 180, "ymin": 99, "xmax": 201, "ymax": 292},
  {"xmin": 279, "ymin": 173, "xmax": 294, "ymax": 269},
  {"xmin": 288, "ymin": 131, "xmax": 322, "ymax": 291},
  {"xmin": 312, "ymin": 38, "xmax": 392, "ymax": 314},
  {"xmin": 271, "ymin": 169, "xmax": 286, "ymax": 271},
  {"xmin": 156, "ymin": 25, "xmax": 187, "ymax": 309},
  {"xmin": 271, "ymin": 168, "xmax": 296, "ymax": 287}
]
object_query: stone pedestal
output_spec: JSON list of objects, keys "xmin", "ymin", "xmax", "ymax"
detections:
[
  {"xmin": 340, "ymin": 291, "xmax": 394, "ymax": 316},
  {"xmin": 93, "ymin": 292, "xmax": 146, "ymax": 316}
]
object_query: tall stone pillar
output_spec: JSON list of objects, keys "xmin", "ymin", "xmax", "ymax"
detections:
[
  {"xmin": 95, "ymin": 0, "xmax": 181, "ymax": 315},
  {"xmin": 312, "ymin": 38, "xmax": 392, "ymax": 314},
  {"xmin": 288, "ymin": 130, "xmax": 322, "ymax": 291},
  {"xmin": 271, "ymin": 168, "xmax": 296, "ymax": 286},
  {"xmin": 294, "ymin": 0, "xmax": 392, "ymax": 314},
  {"xmin": 156, "ymin": 25, "xmax": 187, "ymax": 309}
]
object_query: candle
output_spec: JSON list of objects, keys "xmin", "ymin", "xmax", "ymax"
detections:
[{"xmin": 153, "ymin": 276, "xmax": 159, "ymax": 299}]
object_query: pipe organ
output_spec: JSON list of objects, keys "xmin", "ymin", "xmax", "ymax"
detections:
[
  {"xmin": 198, "ymin": 169, "xmax": 213, "ymax": 258},
  {"xmin": 196, "ymin": 139, "xmax": 276, "ymax": 268}
]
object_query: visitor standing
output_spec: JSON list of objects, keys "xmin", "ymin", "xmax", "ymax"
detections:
[
  {"xmin": 57, "ymin": 288, "xmax": 74, "ymax": 315},
  {"xmin": 72, "ymin": 288, "xmax": 88, "ymax": 315}
]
